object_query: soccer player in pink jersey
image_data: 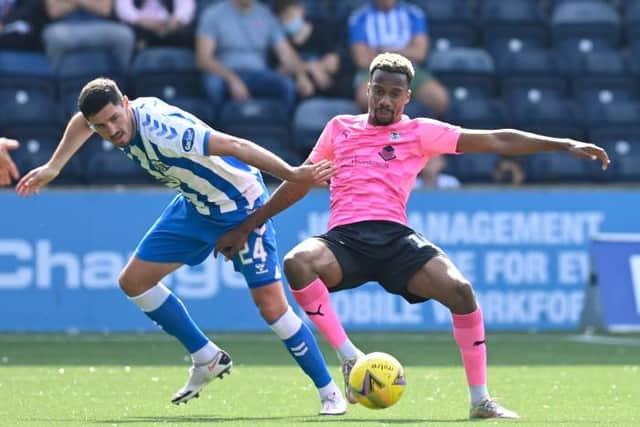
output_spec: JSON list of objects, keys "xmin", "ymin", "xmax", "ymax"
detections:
[{"xmin": 214, "ymin": 52, "xmax": 611, "ymax": 419}]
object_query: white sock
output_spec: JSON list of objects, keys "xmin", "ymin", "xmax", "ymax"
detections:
[
  {"xmin": 335, "ymin": 338, "xmax": 361, "ymax": 362},
  {"xmin": 270, "ymin": 306, "xmax": 302, "ymax": 339},
  {"xmin": 470, "ymin": 384, "xmax": 490, "ymax": 405},
  {"xmin": 191, "ymin": 342, "xmax": 220, "ymax": 365},
  {"xmin": 129, "ymin": 283, "xmax": 170, "ymax": 311},
  {"xmin": 318, "ymin": 380, "xmax": 341, "ymax": 400}
]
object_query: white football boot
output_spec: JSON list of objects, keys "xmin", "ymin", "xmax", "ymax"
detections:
[{"xmin": 171, "ymin": 350, "xmax": 232, "ymax": 405}]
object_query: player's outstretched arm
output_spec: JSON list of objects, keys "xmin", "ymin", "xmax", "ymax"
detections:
[
  {"xmin": 16, "ymin": 112, "xmax": 94, "ymax": 196},
  {"xmin": 206, "ymin": 130, "xmax": 336, "ymax": 184},
  {"xmin": 0, "ymin": 137, "xmax": 20, "ymax": 186},
  {"xmin": 457, "ymin": 129, "xmax": 610, "ymax": 170},
  {"xmin": 214, "ymin": 166, "xmax": 316, "ymax": 260}
]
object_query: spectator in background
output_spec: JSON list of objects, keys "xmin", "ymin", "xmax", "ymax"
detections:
[
  {"xmin": 0, "ymin": 0, "xmax": 49, "ymax": 51},
  {"xmin": 415, "ymin": 154, "xmax": 460, "ymax": 190},
  {"xmin": 42, "ymin": 0, "xmax": 135, "ymax": 70},
  {"xmin": 349, "ymin": 0, "xmax": 448, "ymax": 116},
  {"xmin": 0, "ymin": 137, "xmax": 20, "ymax": 186},
  {"xmin": 271, "ymin": 0, "xmax": 347, "ymax": 98},
  {"xmin": 196, "ymin": 0, "xmax": 314, "ymax": 112},
  {"xmin": 493, "ymin": 156, "xmax": 526, "ymax": 185},
  {"xmin": 115, "ymin": 0, "xmax": 196, "ymax": 50}
]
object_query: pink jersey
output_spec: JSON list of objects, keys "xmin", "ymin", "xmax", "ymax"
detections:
[{"xmin": 309, "ymin": 114, "xmax": 461, "ymax": 230}]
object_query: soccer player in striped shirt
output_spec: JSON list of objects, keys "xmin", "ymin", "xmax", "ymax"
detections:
[
  {"xmin": 16, "ymin": 77, "xmax": 347, "ymax": 415},
  {"xmin": 214, "ymin": 53, "xmax": 611, "ymax": 419}
]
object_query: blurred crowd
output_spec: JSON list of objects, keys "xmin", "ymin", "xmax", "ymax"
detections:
[{"xmin": 1, "ymin": 0, "xmax": 638, "ymax": 186}]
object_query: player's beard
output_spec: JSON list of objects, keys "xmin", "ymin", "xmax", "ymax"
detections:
[{"xmin": 374, "ymin": 108, "xmax": 394, "ymax": 126}]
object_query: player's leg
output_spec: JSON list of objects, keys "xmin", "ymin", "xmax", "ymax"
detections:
[
  {"xmin": 405, "ymin": 255, "xmax": 519, "ymax": 419},
  {"xmin": 120, "ymin": 257, "xmax": 230, "ymax": 404},
  {"xmin": 233, "ymin": 222, "xmax": 346, "ymax": 415},
  {"xmin": 283, "ymin": 238, "xmax": 363, "ymax": 402},
  {"xmin": 250, "ymin": 281, "xmax": 346, "ymax": 415}
]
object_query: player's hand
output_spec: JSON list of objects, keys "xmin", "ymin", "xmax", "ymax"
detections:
[
  {"xmin": 567, "ymin": 141, "xmax": 611, "ymax": 170},
  {"xmin": 0, "ymin": 137, "xmax": 20, "ymax": 186},
  {"xmin": 16, "ymin": 163, "xmax": 59, "ymax": 197},
  {"xmin": 214, "ymin": 226, "xmax": 251, "ymax": 261},
  {"xmin": 289, "ymin": 160, "xmax": 336, "ymax": 184},
  {"xmin": 228, "ymin": 76, "xmax": 250, "ymax": 101}
]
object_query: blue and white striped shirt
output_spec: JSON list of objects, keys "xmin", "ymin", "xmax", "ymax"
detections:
[
  {"xmin": 122, "ymin": 97, "xmax": 267, "ymax": 221},
  {"xmin": 349, "ymin": 1, "xmax": 427, "ymax": 50}
]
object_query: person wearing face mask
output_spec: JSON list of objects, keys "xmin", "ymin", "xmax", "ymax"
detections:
[{"xmin": 271, "ymin": 0, "xmax": 348, "ymax": 97}]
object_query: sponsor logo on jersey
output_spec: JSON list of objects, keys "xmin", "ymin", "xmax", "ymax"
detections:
[
  {"xmin": 182, "ymin": 128, "xmax": 195, "ymax": 151},
  {"xmin": 378, "ymin": 145, "xmax": 396, "ymax": 161}
]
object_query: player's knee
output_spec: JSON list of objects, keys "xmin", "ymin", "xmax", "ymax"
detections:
[
  {"xmin": 449, "ymin": 280, "xmax": 477, "ymax": 313},
  {"xmin": 283, "ymin": 250, "xmax": 313, "ymax": 281},
  {"xmin": 255, "ymin": 298, "xmax": 287, "ymax": 323}
]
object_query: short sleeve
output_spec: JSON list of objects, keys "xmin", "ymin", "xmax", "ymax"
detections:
[
  {"xmin": 348, "ymin": 9, "xmax": 368, "ymax": 45},
  {"xmin": 308, "ymin": 118, "xmax": 337, "ymax": 163},
  {"xmin": 408, "ymin": 4, "xmax": 427, "ymax": 35},
  {"xmin": 416, "ymin": 118, "xmax": 461, "ymax": 155},
  {"xmin": 197, "ymin": 5, "xmax": 219, "ymax": 41}
]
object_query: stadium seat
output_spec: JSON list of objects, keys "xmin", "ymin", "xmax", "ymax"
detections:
[
  {"xmin": 0, "ymin": 88, "xmax": 64, "ymax": 128},
  {"xmin": 448, "ymin": 152, "xmax": 500, "ymax": 183},
  {"xmin": 497, "ymin": 49, "xmax": 568, "ymax": 100},
  {"xmin": 445, "ymin": 98, "xmax": 509, "ymax": 129},
  {"xmin": 411, "ymin": 0, "xmax": 476, "ymax": 51},
  {"xmin": 130, "ymin": 47, "xmax": 203, "ymax": 101},
  {"xmin": 82, "ymin": 135, "xmax": 155, "ymax": 185},
  {"xmin": 625, "ymin": 0, "xmax": 640, "ymax": 46},
  {"xmin": 508, "ymin": 92, "xmax": 583, "ymax": 139},
  {"xmin": 526, "ymin": 152, "xmax": 589, "ymax": 183},
  {"xmin": 428, "ymin": 48, "xmax": 496, "ymax": 101},
  {"xmin": 588, "ymin": 128, "xmax": 640, "ymax": 182},
  {"xmin": 56, "ymin": 49, "xmax": 124, "ymax": 80},
  {"xmin": 3, "ymin": 126, "xmax": 85, "ymax": 185},
  {"xmin": 292, "ymin": 97, "xmax": 359, "ymax": 153},
  {"xmin": 0, "ymin": 51, "xmax": 57, "ymax": 98},
  {"xmin": 171, "ymin": 98, "xmax": 216, "ymax": 127},
  {"xmin": 550, "ymin": 1, "xmax": 620, "ymax": 49},
  {"xmin": 584, "ymin": 99, "xmax": 640, "ymax": 132},
  {"xmin": 218, "ymin": 99, "xmax": 289, "ymax": 132}
]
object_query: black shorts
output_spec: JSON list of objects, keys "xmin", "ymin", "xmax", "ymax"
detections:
[{"xmin": 315, "ymin": 220, "xmax": 444, "ymax": 304}]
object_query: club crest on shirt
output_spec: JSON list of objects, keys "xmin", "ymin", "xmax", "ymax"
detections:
[
  {"xmin": 182, "ymin": 128, "xmax": 195, "ymax": 151},
  {"xmin": 390, "ymin": 131, "xmax": 401, "ymax": 141},
  {"xmin": 378, "ymin": 145, "xmax": 396, "ymax": 161}
]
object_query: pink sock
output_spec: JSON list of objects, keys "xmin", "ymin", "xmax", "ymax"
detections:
[
  {"xmin": 452, "ymin": 308, "xmax": 487, "ymax": 386},
  {"xmin": 290, "ymin": 278, "xmax": 348, "ymax": 349}
]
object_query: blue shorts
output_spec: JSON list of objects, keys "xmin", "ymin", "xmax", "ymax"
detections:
[{"xmin": 134, "ymin": 195, "xmax": 282, "ymax": 288}]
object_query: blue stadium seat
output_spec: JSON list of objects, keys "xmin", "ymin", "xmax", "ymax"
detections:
[
  {"xmin": 550, "ymin": 1, "xmax": 620, "ymax": 49},
  {"xmin": 218, "ymin": 99, "xmax": 289, "ymax": 132},
  {"xmin": 3, "ymin": 126, "xmax": 85, "ymax": 185},
  {"xmin": 445, "ymin": 98, "xmax": 509, "ymax": 129},
  {"xmin": 411, "ymin": 0, "xmax": 476, "ymax": 51},
  {"xmin": 588, "ymin": 129, "xmax": 640, "ymax": 182},
  {"xmin": 625, "ymin": 0, "xmax": 640, "ymax": 46},
  {"xmin": 555, "ymin": 42, "xmax": 623, "ymax": 77},
  {"xmin": 0, "ymin": 51, "xmax": 56, "ymax": 98},
  {"xmin": 130, "ymin": 47, "xmax": 203, "ymax": 101},
  {"xmin": 428, "ymin": 48, "xmax": 496, "ymax": 101},
  {"xmin": 171, "ymin": 98, "xmax": 216, "ymax": 127},
  {"xmin": 0, "ymin": 88, "xmax": 64, "ymax": 128},
  {"xmin": 292, "ymin": 97, "xmax": 359, "ymax": 153},
  {"xmin": 508, "ymin": 92, "xmax": 583, "ymax": 138},
  {"xmin": 497, "ymin": 49, "xmax": 568, "ymax": 100},
  {"xmin": 56, "ymin": 49, "xmax": 124, "ymax": 80},
  {"xmin": 526, "ymin": 152, "xmax": 589, "ymax": 183},
  {"xmin": 448, "ymin": 153, "xmax": 500, "ymax": 183},
  {"xmin": 584, "ymin": 100, "xmax": 640, "ymax": 132},
  {"xmin": 82, "ymin": 135, "xmax": 155, "ymax": 185}
]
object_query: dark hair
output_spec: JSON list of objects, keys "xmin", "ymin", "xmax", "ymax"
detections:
[
  {"xmin": 77, "ymin": 78, "xmax": 124, "ymax": 118},
  {"xmin": 369, "ymin": 52, "xmax": 415, "ymax": 86}
]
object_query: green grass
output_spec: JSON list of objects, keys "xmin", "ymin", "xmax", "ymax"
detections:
[{"xmin": 1, "ymin": 332, "xmax": 639, "ymax": 426}]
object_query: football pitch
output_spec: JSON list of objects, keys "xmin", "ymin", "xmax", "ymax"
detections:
[{"xmin": 1, "ymin": 332, "xmax": 638, "ymax": 427}]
